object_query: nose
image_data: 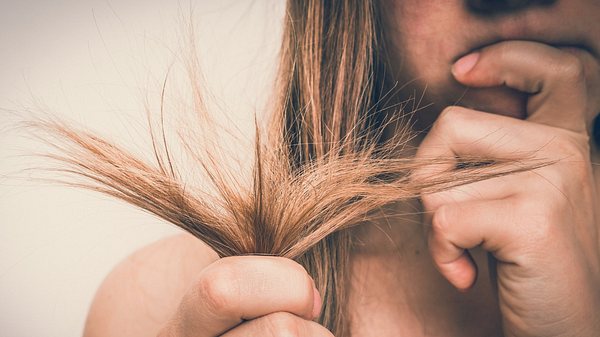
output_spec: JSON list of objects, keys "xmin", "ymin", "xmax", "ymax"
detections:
[{"xmin": 466, "ymin": 0, "xmax": 557, "ymax": 14}]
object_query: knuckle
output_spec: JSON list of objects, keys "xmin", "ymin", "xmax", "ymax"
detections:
[
  {"xmin": 433, "ymin": 106, "xmax": 471, "ymax": 139},
  {"xmin": 263, "ymin": 312, "xmax": 305, "ymax": 337},
  {"xmin": 437, "ymin": 106, "xmax": 456, "ymax": 123},
  {"xmin": 422, "ymin": 188, "xmax": 469, "ymax": 212},
  {"xmin": 196, "ymin": 256, "xmax": 315, "ymax": 320},
  {"xmin": 279, "ymin": 257, "xmax": 311, "ymax": 280},
  {"xmin": 277, "ymin": 257, "xmax": 314, "ymax": 291},
  {"xmin": 436, "ymin": 106, "xmax": 463, "ymax": 128},
  {"xmin": 196, "ymin": 261, "xmax": 240, "ymax": 317},
  {"xmin": 554, "ymin": 54, "xmax": 585, "ymax": 83},
  {"xmin": 420, "ymin": 195, "xmax": 434, "ymax": 212},
  {"xmin": 266, "ymin": 257, "xmax": 313, "ymax": 298},
  {"xmin": 431, "ymin": 205, "xmax": 452, "ymax": 235},
  {"xmin": 421, "ymin": 192, "xmax": 444, "ymax": 212}
]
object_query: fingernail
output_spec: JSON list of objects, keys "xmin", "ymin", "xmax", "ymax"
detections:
[
  {"xmin": 452, "ymin": 52, "xmax": 480, "ymax": 75},
  {"xmin": 311, "ymin": 287, "xmax": 322, "ymax": 319}
]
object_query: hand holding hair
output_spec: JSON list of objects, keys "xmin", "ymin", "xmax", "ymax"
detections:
[
  {"xmin": 157, "ymin": 256, "xmax": 331, "ymax": 337},
  {"xmin": 414, "ymin": 40, "xmax": 600, "ymax": 336}
]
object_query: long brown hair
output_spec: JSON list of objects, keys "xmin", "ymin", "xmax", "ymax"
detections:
[{"xmin": 27, "ymin": 1, "xmax": 543, "ymax": 335}]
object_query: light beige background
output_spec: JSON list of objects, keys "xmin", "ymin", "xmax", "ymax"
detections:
[{"xmin": 0, "ymin": 1, "xmax": 285, "ymax": 336}]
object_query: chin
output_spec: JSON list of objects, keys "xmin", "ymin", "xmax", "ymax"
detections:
[
  {"xmin": 457, "ymin": 86, "xmax": 529, "ymax": 120},
  {"xmin": 413, "ymin": 86, "xmax": 529, "ymax": 130}
]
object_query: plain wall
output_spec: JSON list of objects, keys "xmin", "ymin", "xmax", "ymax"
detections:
[{"xmin": 0, "ymin": 1, "xmax": 285, "ymax": 336}]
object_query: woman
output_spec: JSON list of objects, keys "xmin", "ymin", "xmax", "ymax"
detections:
[{"xmin": 80, "ymin": 0, "xmax": 600, "ymax": 336}]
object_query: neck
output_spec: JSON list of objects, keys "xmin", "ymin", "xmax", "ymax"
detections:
[{"xmin": 349, "ymin": 200, "xmax": 424, "ymax": 256}]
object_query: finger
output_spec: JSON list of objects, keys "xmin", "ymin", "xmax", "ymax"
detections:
[
  {"xmin": 428, "ymin": 199, "xmax": 520, "ymax": 290},
  {"xmin": 173, "ymin": 256, "xmax": 321, "ymax": 337},
  {"xmin": 412, "ymin": 105, "xmax": 548, "ymax": 183},
  {"xmin": 452, "ymin": 40, "xmax": 588, "ymax": 133},
  {"xmin": 413, "ymin": 106, "xmax": 510, "ymax": 181},
  {"xmin": 421, "ymin": 174, "xmax": 517, "ymax": 212},
  {"xmin": 420, "ymin": 175, "xmax": 516, "ymax": 243},
  {"xmin": 221, "ymin": 312, "xmax": 334, "ymax": 337},
  {"xmin": 419, "ymin": 181, "xmax": 512, "ymax": 256},
  {"xmin": 557, "ymin": 46, "xmax": 600, "ymax": 119}
]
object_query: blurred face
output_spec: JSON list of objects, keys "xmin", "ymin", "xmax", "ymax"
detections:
[{"xmin": 383, "ymin": 0, "xmax": 600, "ymax": 128}]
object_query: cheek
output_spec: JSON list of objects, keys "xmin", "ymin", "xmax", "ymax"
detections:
[
  {"xmin": 404, "ymin": 37, "xmax": 454, "ymax": 85},
  {"xmin": 388, "ymin": 3, "xmax": 459, "ymax": 88}
]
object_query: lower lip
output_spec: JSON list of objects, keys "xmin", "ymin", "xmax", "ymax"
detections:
[{"xmin": 556, "ymin": 45, "xmax": 593, "ymax": 59}]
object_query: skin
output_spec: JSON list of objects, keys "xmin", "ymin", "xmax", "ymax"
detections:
[
  {"xmin": 414, "ymin": 42, "xmax": 600, "ymax": 337},
  {"xmin": 383, "ymin": 0, "xmax": 600, "ymax": 128},
  {"xmin": 84, "ymin": 1, "xmax": 600, "ymax": 336}
]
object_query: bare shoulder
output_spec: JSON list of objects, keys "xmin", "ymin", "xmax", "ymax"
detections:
[{"xmin": 83, "ymin": 232, "xmax": 219, "ymax": 337}]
